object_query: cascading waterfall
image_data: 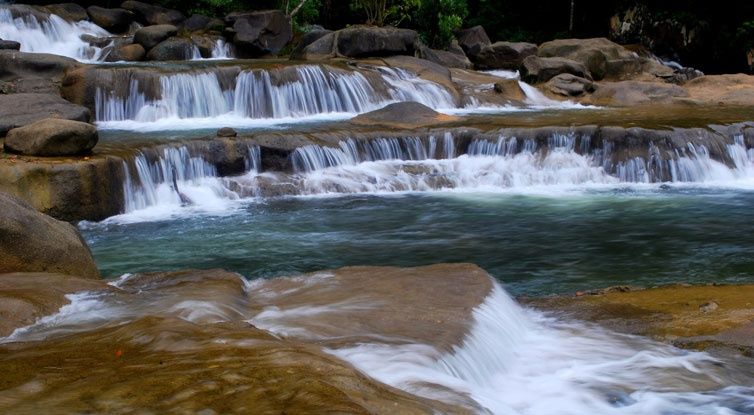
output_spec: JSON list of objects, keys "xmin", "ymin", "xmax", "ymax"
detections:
[
  {"xmin": 94, "ymin": 65, "xmax": 459, "ymax": 130},
  {"xmin": 0, "ymin": 6, "xmax": 111, "ymax": 61},
  {"xmin": 113, "ymin": 132, "xmax": 754, "ymax": 221}
]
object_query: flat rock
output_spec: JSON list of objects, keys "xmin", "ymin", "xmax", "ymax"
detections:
[
  {"xmin": 351, "ymin": 102, "xmax": 460, "ymax": 129},
  {"xmin": 0, "ymin": 93, "xmax": 90, "ymax": 136},
  {"xmin": 4, "ymin": 118, "xmax": 98, "ymax": 156},
  {"xmin": 585, "ymin": 80, "xmax": 688, "ymax": 106},
  {"xmin": 0, "ymin": 191, "xmax": 100, "ymax": 279}
]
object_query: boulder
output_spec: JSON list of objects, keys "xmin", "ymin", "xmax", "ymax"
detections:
[
  {"xmin": 183, "ymin": 14, "xmax": 213, "ymax": 31},
  {"xmin": 538, "ymin": 38, "xmax": 642, "ymax": 80},
  {"xmin": 290, "ymin": 31, "xmax": 336, "ymax": 60},
  {"xmin": 4, "ymin": 118, "xmax": 98, "ymax": 157},
  {"xmin": 121, "ymin": 0, "xmax": 185, "ymax": 26},
  {"xmin": 44, "ymin": 3, "xmax": 88, "ymax": 22},
  {"xmin": 351, "ymin": 102, "xmax": 459, "ymax": 129},
  {"xmin": 290, "ymin": 29, "xmax": 333, "ymax": 60},
  {"xmin": 86, "ymin": 6, "xmax": 134, "ymax": 33},
  {"xmin": 470, "ymin": 41, "xmax": 538, "ymax": 70},
  {"xmin": 217, "ymin": 127, "xmax": 238, "ymax": 137},
  {"xmin": 134, "ymin": 24, "xmax": 178, "ymax": 50},
  {"xmin": 4, "ymin": 4, "xmax": 50, "ymax": 22},
  {"xmin": 585, "ymin": 80, "xmax": 688, "ymax": 106},
  {"xmin": 80, "ymin": 34, "xmax": 112, "ymax": 48},
  {"xmin": 0, "ymin": 192, "xmax": 100, "ymax": 279},
  {"xmin": 336, "ymin": 26, "xmax": 417, "ymax": 58},
  {"xmin": 520, "ymin": 55, "xmax": 592, "ymax": 84},
  {"xmin": 546, "ymin": 73, "xmax": 595, "ymax": 97},
  {"xmin": 146, "ymin": 37, "xmax": 196, "ymax": 61},
  {"xmin": 228, "ymin": 10, "xmax": 292, "ymax": 57},
  {"xmin": 0, "ymin": 93, "xmax": 90, "ymax": 136},
  {"xmin": 105, "ymin": 43, "xmax": 145, "ymax": 62},
  {"xmin": 493, "ymin": 78, "xmax": 527, "ymax": 101},
  {"xmin": 0, "ymin": 50, "xmax": 78, "ymax": 81},
  {"xmin": 0, "ymin": 40, "xmax": 21, "ymax": 51},
  {"xmin": 456, "ymin": 25, "xmax": 491, "ymax": 54},
  {"xmin": 417, "ymin": 44, "xmax": 472, "ymax": 69}
]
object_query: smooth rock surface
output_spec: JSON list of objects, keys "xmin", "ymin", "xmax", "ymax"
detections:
[
  {"xmin": 351, "ymin": 102, "xmax": 459, "ymax": 129},
  {"xmin": 146, "ymin": 37, "xmax": 195, "ymax": 61},
  {"xmin": 105, "ymin": 43, "xmax": 146, "ymax": 62},
  {"xmin": 4, "ymin": 118, "xmax": 98, "ymax": 156},
  {"xmin": 520, "ymin": 55, "xmax": 592, "ymax": 84},
  {"xmin": 133, "ymin": 24, "xmax": 178, "ymax": 50},
  {"xmin": 471, "ymin": 41, "xmax": 538, "ymax": 70},
  {"xmin": 86, "ymin": 6, "xmax": 134, "ymax": 33},
  {"xmin": 0, "ymin": 93, "xmax": 90, "ymax": 136}
]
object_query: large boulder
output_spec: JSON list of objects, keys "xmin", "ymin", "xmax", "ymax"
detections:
[
  {"xmin": 290, "ymin": 29, "xmax": 333, "ymax": 60},
  {"xmin": 538, "ymin": 38, "xmax": 642, "ymax": 80},
  {"xmin": 351, "ymin": 102, "xmax": 459, "ymax": 129},
  {"xmin": 0, "ymin": 192, "xmax": 100, "ymax": 279},
  {"xmin": 105, "ymin": 43, "xmax": 146, "ymax": 62},
  {"xmin": 336, "ymin": 26, "xmax": 417, "ymax": 58},
  {"xmin": 4, "ymin": 118, "xmax": 98, "ymax": 157},
  {"xmin": 86, "ymin": 6, "xmax": 134, "ymax": 33},
  {"xmin": 146, "ymin": 37, "xmax": 196, "ymax": 61},
  {"xmin": 0, "ymin": 40, "xmax": 21, "ymax": 51},
  {"xmin": 0, "ymin": 50, "xmax": 78, "ymax": 81},
  {"xmin": 585, "ymin": 80, "xmax": 688, "ymax": 106},
  {"xmin": 545, "ymin": 73, "xmax": 595, "ymax": 97},
  {"xmin": 456, "ymin": 25, "xmax": 491, "ymax": 54},
  {"xmin": 289, "ymin": 31, "xmax": 337, "ymax": 60},
  {"xmin": 121, "ymin": 0, "xmax": 185, "ymax": 26},
  {"xmin": 227, "ymin": 10, "xmax": 292, "ymax": 57},
  {"xmin": 470, "ymin": 41, "xmax": 538, "ymax": 70},
  {"xmin": 133, "ymin": 24, "xmax": 178, "ymax": 50},
  {"xmin": 0, "ymin": 93, "xmax": 90, "ymax": 136},
  {"xmin": 520, "ymin": 55, "xmax": 592, "ymax": 84},
  {"xmin": 417, "ymin": 43, "xmax": 472, "ymax": 69},
  {"xmin": 44, "ymin": 3, "xmax": 88, "ymax": 22}
]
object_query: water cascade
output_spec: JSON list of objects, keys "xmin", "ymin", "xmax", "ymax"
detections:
[
  {"xmin": 0, "ymin": 6, "xmax": 111, "ymax": 61},
  {"xmin": 94, "ymin": 65, "xmax": 458, "ymax": 130}
]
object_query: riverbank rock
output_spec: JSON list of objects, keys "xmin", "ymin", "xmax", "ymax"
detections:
[
  {"xmin": 520, "ymin": 55, "xmax": 591, "ymax": 84},
  {"xmin": 351, "ymin": 102, "xmax": 459, "ymax": 129},
  {"xmin": 337, "ymin": 26, "xmax": 417, "ymax": 58},
  {"xmin": 584, "ymin": 80, "xmax": 688, "ymax": 106},
  {"xmin": 227, "ymin": 10, "xmax": 292, "ymax": 57},
  {"xmin": 546, "ymin": 73, "xmax": 595, "ymax": 97},
  {"xmin": 134, "ymin": 24, "xmax": 178, "ymax": 50},
  {"xmin": 86, "ymin": 6, "xmax": 134, "ymax": 33},
  {"xmin": 683, "ymin": 74, "xmax": 754, "ymax": 106},
  {"xmin": 0, "ymin": 273, "xmax": 108, "ymax": 337},
  {"xmin": 417, "ymin": 43, "xmax": 473, "ymax": 69},
  {"xmin": 0, "ymin": 50, "xmax": 78, "ymax": 81},
  {"xmin": 121, "ymin": 0, "xmax": 185, "ymax": 26},
  {"xmin": 0, "ymin": 40, "xmax": 20, "ymax": 50},
  {"xmin": 470, "ymin": 41, "xmax": 538, "ymax": 70},
  {"xmin": 4, "ymin": 118, "xmax": 98, "ymax": 156},
  {"xmin": 0, "ymin": 93, "xmax": 90, "ymax": 136},
  {"xmin": 44, "ymin": 3, "xmax": 88, "ymax": 22},
  {"xmin": 105, "ymin": 43, "xmax": 145, "ymax": 62},
  {"xmin": 0, "ymin": 192, "xmax": 100, "ymax": 279},
  {"xmin": 538, "ymin": 38, "xmax": 643, "ymax": 81},
  {"xmin": 146, "ymin": 37, "xmax": 195, "ymax": 61},
  {"xmin": 456, "ymin": 25, "xmax": 491, "ymax": 54}
]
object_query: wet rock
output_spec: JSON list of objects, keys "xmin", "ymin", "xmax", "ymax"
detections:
[
  {"xmin": 121, "ymin": 0, "xmax": 185, "ymax": 26},
  {"xmin": 351, "ymin": 102, "xmax": 459, "ymax": 129},
  {"xmin": 336, "ymin": 26, "xmax": 417, "ymax": 58},
  {"xmin": 520, "ymin": 55, "xmax": 592, "ymax": 84},
  {"xmin": 105, "ymin": 43, "xmax": 145, "ymax": 62},
  {"xmin": 0, "ymin": 192, "xmax": 100, "ymax": 279},
  {"xmin": 134, "ymin": 24, "xmax": 178, "ymax": 50},
  {"xmin": 86, "ymin": 6, "xmax": 134, "ymax": 33},
  {"xmin": 456, "ymin": 25, "xmax": 491, "ymax": 54},
  {"xmin": 4, "ymin": 118, "xmax": 98, "ymax": 156},
  {"xmin": 0, "ymin": 93, "xmax": 90, "ymax": 137},
  {"xmin": 80, "ymin": 34, "xmax": 112, "ymax": 48},
  {"xmin": 44, "ymin": 3, "xmax": 88, "ymax": 22},
  {"xmin": 470, "ymin": 41, "xmax": 538, "ymax": 70},
  {"xmin": 538, "ymin": 38, "xmax": 643, "ymax": 81},
  {"xmin": 0, "ymin": 39, "xmax": 21, "ymax": 50},
  {"xmin": 0, "ymin": 50, "xmax": 78, "ymax": 81},
  {"xmin": 381, "ymin": 55, "xmax": 458, "ymax": 97},
  {"xmin": 493, "ymin": 78, "xmax": 527, "ymax": 101},
  {"xmin": 546, "ymin": 73, "xmax": 595, "ymax": 97},
  {"xmin": 0, "ymin": 272, "xmax": 108, "ymax": 337},
  {"xmin": 217, "ymin": 127, "xmax": 238, "ymax": 137},
  {"xmin": 146, "ymin": 37, "xmax": 195, "ymax": 61},
  {"xmin": 228, "ymin": 10, "xmax": 292, "ymax": 57}
]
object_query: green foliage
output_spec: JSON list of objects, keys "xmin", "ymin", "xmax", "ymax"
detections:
[
  {"xmin": 416, "ymin": 0, "xmax": 468, "ymax": 48},
  {"xmin": 738, "ymin": 20, "xmax": 754, "ymax": 49},
  {"xmin": 349, "ymin": 0, "xmax": 420, "ymax": 27}
]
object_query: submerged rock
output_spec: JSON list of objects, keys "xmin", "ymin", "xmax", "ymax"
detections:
[
  {"xmin": 4, "ymin": 118, "xmax": 98, "ymax": 156},
  {"xmin": 350, "ymin": 102, "xmax": 460, "ymax": 129},
  {"xmin": 0, "ymin": 192, "xmax": 100, "ymax": 279}
]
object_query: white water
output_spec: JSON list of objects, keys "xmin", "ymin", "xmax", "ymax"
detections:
[
  {"xmin": 0, "ymin": 6, "xmax": 111, "ymax": 61},
  {"xmin": 328, "ymin": 283, "xmax": 754, "ymax": 414}
]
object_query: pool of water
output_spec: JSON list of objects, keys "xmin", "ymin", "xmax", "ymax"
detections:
[{"xmin": 82, "ymin": 186, "xmax": 754, "ymax": 296}]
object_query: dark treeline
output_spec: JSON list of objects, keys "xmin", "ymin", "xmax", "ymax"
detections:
[{"xmin": 14, "ymin": 0, "xmax": 754, "ymax": 72}]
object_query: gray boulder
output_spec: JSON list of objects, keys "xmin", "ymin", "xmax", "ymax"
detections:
[
  {"xmin": 146, "ymin": 37, "xmax": 196, "ymax": 61},
  {"xmin": 86, "ymin": 6, "xmax": 134, "ymax": 33},
  {"xmin": 228, "ymin": 10, "xmax": 292, "ymax": 57},
  {"xmin": 456, "ymin": 26, "xmax": 491, "ymax": 54},
  {"xmin": 121, "ymin": 0, "xmax": 185, "ymax": 26},
  {"xmin": 417, "ymin": 43, "xmax": 472, "ymax": 69},
  {"xmin": 336, "ymin": 26, "xmax": 417, "ymax": 58},
  {"xmin": 0, "ymin": 93, "xmax": 90, "ymax": 136},
  {"xmin": 520, "ymin": 55, "xmax": 592, "ymax": 84},
  {"xmin": 4, "ymin": 118, "xmax": 98, "ymax": 156},
  {"xmin": 471, "ymin": 41, "xmax": 538, "ymax": 70},
  {"xmin": 134, "ymin": 24, "xmax": 178, "ymax": 50},
  {"xmin": 0, "ymin": 191, "xmax": 100, "ymax": 279},
  {"xmin": 538, "ymin": 38, "xmax": 643, "ymax": 80}
]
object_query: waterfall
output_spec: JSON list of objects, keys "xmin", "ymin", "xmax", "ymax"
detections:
[
  {"xmin": 94, "ymin": 65, "xmax": 459, "ymax": 129},
  {"xmin": 210, "ymin": 39, "xmax": 233, "ymax": 59},
  {"xmin": 0, "ymin": 6, "xmax": 111, "ymax": 61}
]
